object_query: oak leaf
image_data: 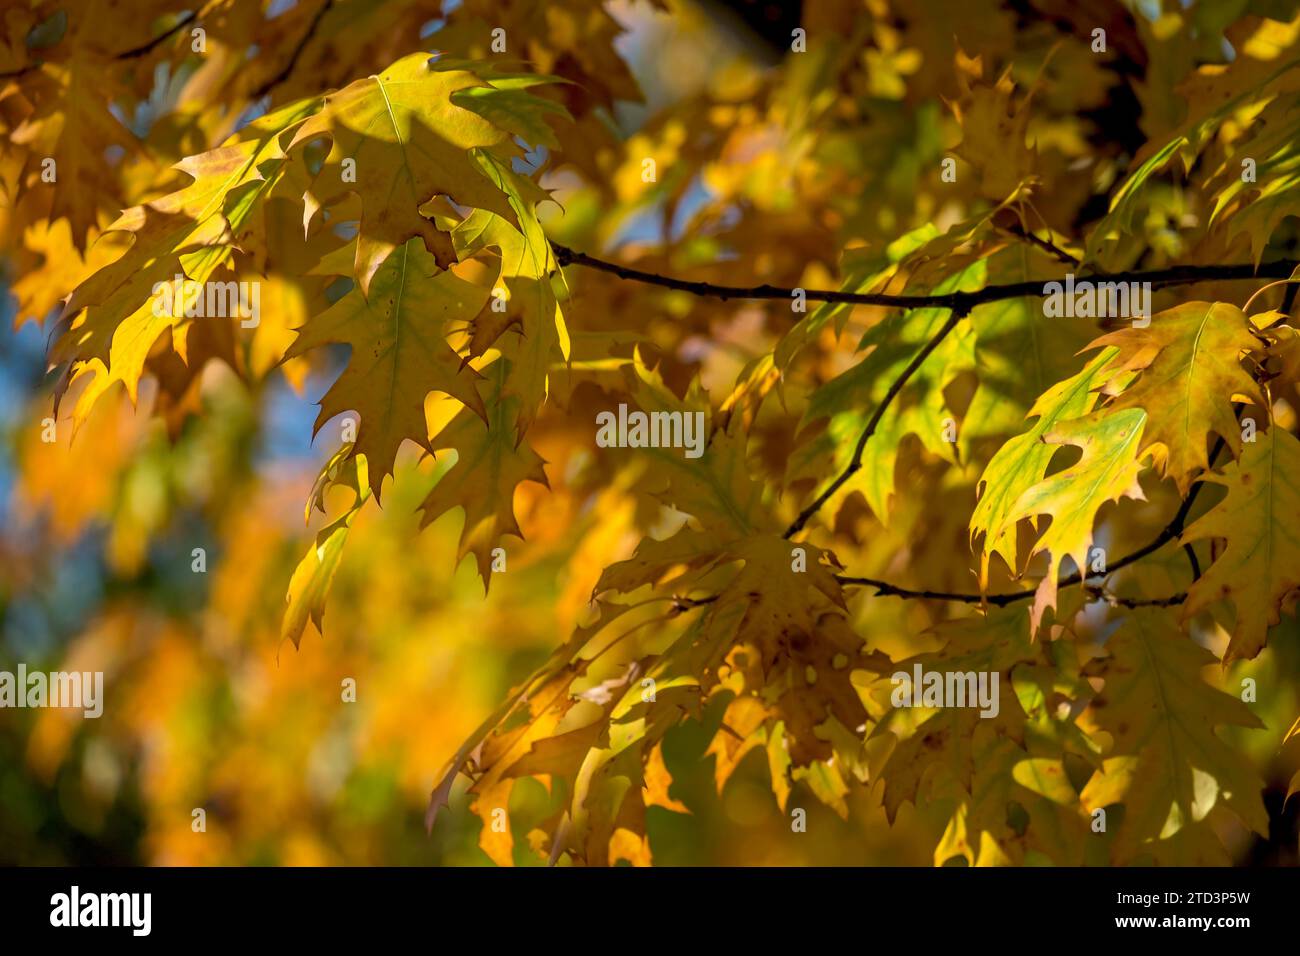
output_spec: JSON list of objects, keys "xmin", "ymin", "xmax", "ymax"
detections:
[
  {"xmin": 285, "ymin": 238, "xmax": 490, "ymax": 486},
  {"xmin": 288, "ymin": 53, "xmax": 551, "ymax": 294},
  {"xmin": 1080, "ymin": 610, "xmax": 1267, "ymax": 863},
  {"xmin": 1090, "ymin": 302, "xmax": 1264, "ymax": 493},
  {"xmin": 417, "ymin": 362, "xmax": 549, "ymax": 587},
  {"xmin": 1180, "ymin": 424, "xmax": 1300, "ymax": 662},
  {"xmin": 971, "ymin": 348, "xmax": 1117, "ymax": 584}
]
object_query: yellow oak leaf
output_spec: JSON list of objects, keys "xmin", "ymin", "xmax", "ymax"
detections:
[
  {"xmin": 873, "ymin": 608, "xmax": 1037, "ymax": 824},
  {"xmin": 50, "ymin": 99, "xmax": 318, "ymax": 426},
  {"xmin": 282, "ymin": 448, "xmax": 371, "ymax": 648},
  {"xmin": 451, "ymin": 153, "xmax": 567, "ymax": 440},
  {"xmin": 1080, "ymin": 610, "xmax": 1266, "ymax": 864},
  {"xmin": 1090, "ymin": 302, "xmax": 1265, "ymax": 493},
  {"xmin": 972, "ymin": 348, "xmax": 1117, "ymax": 584},
  {"xmin": 946, "ymin": 50, "xmax": 1039, "ymax": 203},
  {"xmin": 598, "ymin": 531, "xmax": 886, "ymax": 768},
  {"xmin": 9, "ymin": 57, "xmax": 139, "ymax": 243},
  {"xmin": 1181, "ymin": 424, "xmax": 1300, "ymax": 662},
  {"xmin": 620, "ymin": 351, "xmax": 774, "ymax": 537},
  {"xmin": 285, "ymin": 238, "xmax": 489, "ymax": 486},
  {"xmin": 417, "ymin": 362, "xmax": 549, "ymax": 588},
  {"xmin": 642, "ymin": 741, "xmax": 689, "ymax": 814},
  {"xmin": 288, "ymin": 53, "xmax": 540, "ymax": 294},
  {"xmin": 1006, "ymin": 407, "xmax": 1148, "ymax": 590}
]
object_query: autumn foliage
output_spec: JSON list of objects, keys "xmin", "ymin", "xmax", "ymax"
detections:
[{"xmin": 3, "ymin": 0, "xmax": 1300, "ymax": 867}]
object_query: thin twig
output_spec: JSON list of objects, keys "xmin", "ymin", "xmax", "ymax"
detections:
[
  {"xmin": 250, "ymin": 0, "xmax": 335, "ymax": 99},
  {"xmin": 784, "ymin": 309, "xmax": 966, "ymax": 537},
  {"xmin": 0, "ymin": 61, "xmax": 40, "ymax": 80},
  {"xmin": 1, "ymin": 7, "xmax": 209, "ymax": 79},
  {"xmin": 669, "ymin": 594, "xmax": 718, "ymax": 614},
  {"xmin": 832, "ymin": 575, "xmax": 1186, "ymax": 608},
  {"xmin": 1086, "ymin": 587, "xmax": 1190, "ymax": 608},
  {"xmin": 1283, "ymin": 281, "xmax": 1299, "ymax": 318},
  {"xmin": 996, "ymin": 220, "xmax": 1080, "ymax": 267},
  {"xmin": 552, "ymin": 242, "xmax": 1300, "ymax": 312},
  {"xmin": 833, "ymin": 575, "xmax": 1030, "ymax": 607},
  {"xmin": 114, "ymin": 10, "xmax": 200, "ymax": 59}
]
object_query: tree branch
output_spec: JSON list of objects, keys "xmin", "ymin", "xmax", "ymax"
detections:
[
  {"xmin": 552, "ymin": 242, "xmax": 1300, "ymax": 312},
  {"xmin": 555, "ymin": 241, "xmax": 1260, "ymax": 615},
  {"xmin": 784, "ymin": 308, "xmax": 966, "ymax": 537},
  {"xmin": 832, "ymin": 575, "xmax": 1185, "ymax": 608}
]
